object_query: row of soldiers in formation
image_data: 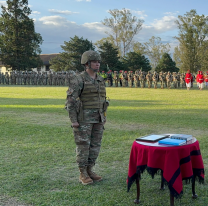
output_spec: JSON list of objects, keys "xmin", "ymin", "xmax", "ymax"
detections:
[
  {"xmin": 1, "ymin": 70, "xmax": 208, "ymax": 89},
  {"xmin": 99, "ymin": 70, "xmax": 208, "ymax": 89},
  {"xmin": 0, "ymin": 70, "xmax": 77, "ymax": 86}
]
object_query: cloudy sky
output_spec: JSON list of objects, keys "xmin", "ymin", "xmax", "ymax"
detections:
[{"xmin": 0, "ymin": 0, "xmax": 207, "ymax": 54}]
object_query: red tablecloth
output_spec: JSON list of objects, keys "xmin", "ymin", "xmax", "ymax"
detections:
[{"xmin": 127, "ymin": 140, "xmax": 204, "ymax": 198}]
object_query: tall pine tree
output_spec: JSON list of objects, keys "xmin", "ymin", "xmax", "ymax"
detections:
[
  {"xmin": 155, "ymin": 53, "xmax": 179, "ymax": 73},
  {"xmin": 122, "ymin": 52, "xmax": 151, "ymax": 72},
  {"xmin": 50, "ymin": 35, "xmax": 94, "ymax": 72},
  {"xmin": 98, "ymin": 41, "xmax": 121, "ymax": 71},
  {"xmin": 0, "ymin": 0, "xmax": 43, "ymax": 70}
]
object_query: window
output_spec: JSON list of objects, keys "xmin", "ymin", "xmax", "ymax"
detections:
[{"xmin": 46, "ymin": 65, "xmax": 50, "ymax": 71}]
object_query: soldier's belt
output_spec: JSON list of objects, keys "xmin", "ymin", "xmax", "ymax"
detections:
[{"xmin": 82, "ymin": 102, "xmax": 104, "ymax": 109}]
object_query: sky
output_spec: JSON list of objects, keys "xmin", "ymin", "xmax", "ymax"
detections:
[{"xmin": 0, "ymin": 0, "xmax": 208, "ymax": 54}]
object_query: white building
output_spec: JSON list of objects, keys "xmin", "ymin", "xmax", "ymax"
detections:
[
  {"xmin": 32, "ymin": 54, "xmax": 59, "ymax": 73},
  {"xmin": 0, "ymin": 53, "xmax": 59, "ymax": 74}
]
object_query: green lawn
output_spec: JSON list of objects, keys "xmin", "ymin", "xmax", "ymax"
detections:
[{"xmin": 0, "ymin": 86, "xmax": 208, "ymax": 206}]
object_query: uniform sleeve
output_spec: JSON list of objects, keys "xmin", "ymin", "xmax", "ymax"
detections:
[{"xmin": 65, "ymin": 75, "xmax": 83, "ymax": 123}]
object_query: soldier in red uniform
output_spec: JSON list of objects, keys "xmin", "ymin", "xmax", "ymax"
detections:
[
  {"xmin": 196, "ymin": 71, "xmax": 204, "ymax": 90},
  {"xmin": 185, "ymin": 70, "xmax": 192, "ymax": 90},
  {"xmin": 205, "ymin": 71, "xmax": 208, "ymax": 88}
]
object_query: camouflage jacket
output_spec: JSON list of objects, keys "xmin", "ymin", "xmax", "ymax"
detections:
[{"xmin": 66, "ymin": 71, "xmax": 107, "ymax": 124}]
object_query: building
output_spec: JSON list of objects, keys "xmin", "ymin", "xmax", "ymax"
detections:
[
  {"xmin": 0, "ymin": 64, "xmax": 8, "ymax": 74},
  {"xmin": 32, "ymin": 53, "xmax": 59, "ymax": 73},
  {"xmin": 0, "ymin": 53, "xmax": 59, "ymax": 74}
]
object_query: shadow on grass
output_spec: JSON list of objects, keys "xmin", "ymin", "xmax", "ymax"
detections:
[
  {"xmin": 0, "ymin": 97, "xmax": 64, "ymax": 106},
  {"xmin": 0, "ymin": 97, "xmax": 164, "ymax": 107}
]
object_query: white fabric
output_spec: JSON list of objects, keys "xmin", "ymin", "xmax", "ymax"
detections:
[
  {"xmin": 186, "ymin": 82, "xmax": 191, "ymax": 88},
  {"xmin": 198, "ymin": 83, "xmax": 204, "ymax": 89}
]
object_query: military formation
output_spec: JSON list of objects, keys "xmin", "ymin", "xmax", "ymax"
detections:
[
  {"xmin": 99, "ymin": 70, "xmax": 208, "ymax": 89},
  {"xmin": 1, "ymin": 69, "xmax": 208, "ymax": 89},
  {"xmin": 0, "ymin": 70, "xmax": 77, "ymax": 86}
]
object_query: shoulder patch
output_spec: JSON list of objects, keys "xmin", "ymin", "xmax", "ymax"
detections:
[{"xmin": 66, "ymin": 87, "xmax": 74, "ymax": 95}]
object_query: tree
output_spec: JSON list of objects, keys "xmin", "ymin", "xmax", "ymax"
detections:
[
  {"xmin": 122, "ymin": 51, "xmax": 151, "ymax": 72},
  {"xmin": 143, "ymin": 36, "xmax": 170, "ymax": 70},
  {"xmin": 173, "ymin": 45, "xmax": 183, "ymax": 69},
  {"xmin": 174, "ymin": 10, "xmax": 208, "ymax": 73},
  {"xmin": 102, "ymin": 8, "xmax": 144, "ymax": 57},
  {"xmin": 133, "ymin": 41, "xmax": 146, "ymax": 55},
  {"xmin": 50, "ymin": 35, "xmax": 94, "ymax": 72},
  {"xmin": 95, "ymin": 36, "xmax": 116, "ymax": 49},
  {"xmin": 155, "ymin": 53, "xmax": 179, "ymax": 73},
  {"xmin": 97, "ymin": 41, "xmax": 121, "ymax": 71},
  {"xmin": 0, "ymin": 0, "xmax": 43, "ymax": 70}
]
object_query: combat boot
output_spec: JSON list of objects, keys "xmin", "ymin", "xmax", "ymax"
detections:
[
  {"xmin": 87, "ymin": 165, "xmax": 102, "ymax": 182},
  {"xmin": 79, "ymin": 167, "xmax": 93, "ymax": 185}
]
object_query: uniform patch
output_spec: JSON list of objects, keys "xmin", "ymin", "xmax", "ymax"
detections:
[{"xmin": 67, "ymin": 87, "xmax": 74, "ymax": 95}]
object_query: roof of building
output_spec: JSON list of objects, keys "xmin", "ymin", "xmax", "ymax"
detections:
[
  {"xmin": 0, "ymin": 54, "xmax": 60, "ymax": 67},
  {"xmin": 40, "ymin": 53, "xmax": 59, "ymax": 65}
]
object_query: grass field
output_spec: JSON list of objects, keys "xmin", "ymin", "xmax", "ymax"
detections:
[{"xmin": 0, "ymin": 85, "xmax": 208, "ymax": 206}]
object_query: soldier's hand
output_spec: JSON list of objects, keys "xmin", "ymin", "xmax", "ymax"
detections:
[{"xmin": 72, "ymin": 122, "xmax": 79, "ymax": 128}]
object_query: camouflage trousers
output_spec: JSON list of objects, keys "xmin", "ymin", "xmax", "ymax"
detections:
[
  {"xmin": 173, "ymin": 81, "xmax": 177, "ymax": 88},
  {"xmin": 160, "ymin": 81, "xmax": 164, "ymax": 89},
  {"xmin": 134, "ymin": 80, "xmax": 139, "ymax": 88},
  {"xmin": 73, "ymin": 122, "xmax": 104, "ymax": 168},
  {"xmin": 153, "ymin": 81, "xmax": 157, "ymax": 89},
  {"xmin": 128, "ymin": 80, "xmax": 132, "ymax": 87},
  {"xmin": 140, "ymin": 80, "xmax": 145, "ymax": 88},
  {"xmin": 147, "ymin": 81, "xmax": 152, "ymax": 88},
  {"xmin": 114, "ymin": 79, "xmax": 118, "ymax": 87},
  {"xmin": 167, "ymin": 81, "xmax": 171, "ymax": 89}
]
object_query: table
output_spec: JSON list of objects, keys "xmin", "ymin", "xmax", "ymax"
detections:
[{"xmin": 127, "ymin": 138, "xmax": 204, "ymax": 206}]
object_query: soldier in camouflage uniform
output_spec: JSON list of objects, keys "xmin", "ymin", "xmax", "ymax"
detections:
[
  {"xmin": 43, "ymin": 72, "xmax": 48, "ymax": 85},
  {"xmin": 164, "ymin": 72, "xmax": 167, "ymax": 88},
  {"xmin": 128, "ymin": 71, "xmax": 133, "ymax": 88},
  {"xmin": 177, "ymin": 72, "xmax": 180, "ymax": 88},
  {"xmin": 152, "ymin": 71, "xmax": 158, "ymax": 89},
  {"xmin": 27, "ymin": 72, "xmax": 31, "ymax": 85},
  {"xmin": 166, "ymin": 71, "xmax": 172, "ymax": 89},
  {"xmin": 159, "ymin": 72, "xmax": 165, "ymax": 89},
  {"xmin": 120, "ymin": 70, "xmax": 126, "ymax": 87},
  {"xmin": 180, "ymin": 73, "xmax": 186, "ymax": 88},
  {"xmin": 34, "ymin": 72, "xmax": 38, "ymax": 85},
  {"xmin": 16, "ymin": 71, "xmax": 20, "ymax": 85},
  {"xmin": 113, "ymin": 71, "xmax": 119, "ymax": 87},
  {"xmin": 172, "ymin": 72, "xmax": 178, "ymax": 88},
  {"xmin": 9, "ymin": 72, "xmax": 13, "ymax": 85},
  {"xmin": 65, "ymin": 50, "xmax": 109, "ymax": 185},
  {"xmin": 31, "ymin": 71, "xmax": 35, "ymax": 85},
  {"xmin": 1, "ymin": 72, "xmax": 5, "ymax": 84},
  {"xmin": 5, "ymin": 72, "xmax": 9, "ymax": 84},
  {"xmin": 22, "ymin": 72, "xmax": 26, "ymax": 85},
  {"xmin": 146, "ymin": 71, "xmax": 152, "ymax": 88},
  {"xmin": 133, "ymin": 71, "xmax": 139, "ymax": 88},
  {"xmin": 139, "ymin": 71, "xmax": 145, "ymax": 88},
  {"xmin": 48, "ymin": 71, "xmax": 53, "ymax": 85}
]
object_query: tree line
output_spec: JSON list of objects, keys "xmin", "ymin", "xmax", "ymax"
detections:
[{"xmin": 0, "ymin": 1, "xmax": 207, "ymax": 73}]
